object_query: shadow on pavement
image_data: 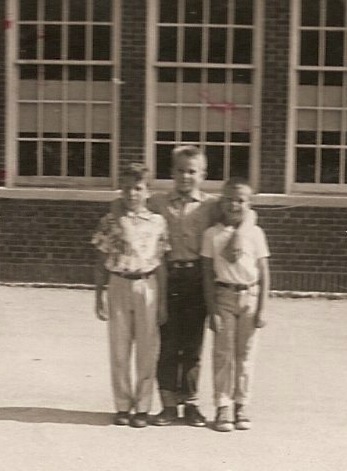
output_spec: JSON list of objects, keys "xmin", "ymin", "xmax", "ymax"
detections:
[{"xmin": 0, "ymin": 407, "xmax": 114, "ymax": 426}]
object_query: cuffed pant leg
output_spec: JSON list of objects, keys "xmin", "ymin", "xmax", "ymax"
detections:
[
  {"xmin": 134, "ymin": 276, "xmax": 160, "ymax": 413},
  {"xmin": 108, "ymin": 276, "xmax": 133, "ymax": 412}
]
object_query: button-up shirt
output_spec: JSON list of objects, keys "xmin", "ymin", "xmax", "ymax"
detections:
[
  {"xmin": 149, "ymin": 190, "xmax": 218, "ymax": 261},
  {"xmin": 92, "ymin": 206, "xmax": 169, "ymax": 273}
]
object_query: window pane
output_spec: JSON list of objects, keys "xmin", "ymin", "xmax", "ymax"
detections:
[
  {"xmin": 160, "ymin": 0, "xmax": 178, "ymax": 23},
  {"xmin": 233, "ymin": 29, "xmax": 252, "ymax": 64},
  {"xmin": 45, "ymin": 0, "xmax": 62, "ymax": 21},
  {"xmin": 68, "ymin": 26, "xmax": 85, "ymax": 60},
  {"xmin": 92, "ymin": 105, "xmax": 111, "ymax": 133},
  {"xmin": 321, "ymin": 149, "xmax": 340, "ymax": 183},
  {"xmin": 156, "ymin": 144, "xmax": 175, "ymax": 179},
  {"xmin": 19, "ymin": 142, "xmax": 37, "ymax": 176},
  {"xmin": 44, "ymin": 26, "xmax": 61, "ymax": 60},
  {"xmin": 322, "ymin": 131, "xmax": 340, "ymax": 145},
  {"xmin": 43, "ymin": 142, "xmax": 61, "ymax": 176},
  {"xmin": 299, "ymin": 71, "xmax": 318, "ymax": 85},
  {"xmin": 20, "ymin": 25, "xmax": 38, "ymax": 60},
  {"xmin": 44, "ymin": 67, "xmax": 63, "ymax": 100},
  {"xmin": 69, "ymin": 0, "xmax": 87, "ymax": 21},
  {"xmin": 233, "ymin": 69, "xmax": 251, "ymax": 84},
  {"xmin": 325, "ymin": 32, "xmax": 344, "ymax": 66},
  {"xmin": 181, "ymin": 131, "xmax": 200, "ymax": 142},
  {"xmin": 231, "ymin": 132, "xmax": 250, "ymax": 143},
  {"xmin": 43, "ymin": 105, "xmax": 62, "ymax": 133},
  {"xmin": 157, "ymin": 131, "xmax": 175, "ymax": 141},
  {"xmin": 235, "ymin": 0, "xmax": 253, "ymax": 25},
  {"xmin": 93, "ymin": 0, "xmax": 112, "ymax": 22},
  {"xmin": 68, "ymin": 142, "xmax": 85, "ymax": 177},
  {"xmin": 68, "ymin": 105, "xmax": 86, "ymax": 133},
  {"xmin": 92, "ymin": 143, "xmax": 110, "ymax": 177},
  {"xmin": 19, "ymin": 0, "xmax": 37, "ymax": 20},
  {"xmin": 206, "ymin": 132, "xmax": 225, "ymax": 142},
  {"xmin": 210, "ymin": 0, "xmax": 228, "ymax": 24},
  {"xmin": 208, "ymin": 69, "xmax": 226, "ymax": 83},
  {"xmin": 159, "ymin": 27, "xmax": 177, "ymax": 61},
  {"xmin": 68, "ymin": 66, "xmax": 87, "ymax": 81},
  {"xmin": 183, "ymin": 68, "xmax": 201, "ymax": 83},
  {"xmin": 93, "ymin": 26, "xmax": 111, "ymax": 60},
  {"xmin": 20, "ymin": 65, "xmax": 38, "ymax": 80},
  {"xmin": 324, "ymin": 72, "xmax": 343, "ymax": 86},
  {"xmin": 184, "ymin": 27, "xmax": 202, "ymax": 62},
  {"xmin": 93, "ymin": 66, "xmax": 112, "ymax": 81},
  {"xmin": 158, "ymin": 68, "xmax": 177, "ymax": 82},
  {"xmin": 300, "ymin": 31, "xmax": 319, "ymax": 65},
  {"xmin": 296, "ymin": 148, "xmax": 316, "ymax": 182},
  {"xmin": 208, "ymin": 28, "xmax": 227, "ymax": 63},
  {"xmin": 301, "ymin": 0, "xmax": 320, "ymax": 26},
  {"xmin": 326, "ymin": 0, "xmax": 345, "ymax": 27},
  {"xmin": 231, "ymin": 146, "xmax": 249, "ymax": 179},
  {"xmin": 206, "ymin": 145, "xmax": 224, "ymax": 180},
  {"xmin": 297, "ymin": 131, "xmax": 316, "ymax": 144},
  {"xmin": 19, "ymin": 104, "xmax": 38, "ymax": 132},
  {"xmin": 185, "ymin": 0, "xmax": 203, "ymax": 24}
]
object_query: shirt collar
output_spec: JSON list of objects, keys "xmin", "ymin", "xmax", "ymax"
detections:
[
  {"xmin": 169, "ymin": 189, "xmax": 203, "ymax": 202},
  {"xmin": 120, "ymin": 201, "xmax": 152, "ymax": 220}
]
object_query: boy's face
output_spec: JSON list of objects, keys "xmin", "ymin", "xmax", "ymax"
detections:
[
  {"xmin": 220, "ymin": 184, "xmax": 251, "ymax": 226},
  {"xmin": 121, "ymin": 176, "xmax": 149, "ymax": 212},
  {"xmin": 172, "ymin": 155, "xmax": 206, "ymax": 195}
]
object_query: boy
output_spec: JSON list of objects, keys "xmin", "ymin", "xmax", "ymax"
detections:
[
  {"xmin": 110, "ymin": 146, "xmax": 255, "ymax": 427},
  {"xmin": 201, "ymin": 178, "xmax": 270, "ymax": 432},
  {"xmin": 92, "ymin": 163, "xmax": 169, "ymax": 428}
]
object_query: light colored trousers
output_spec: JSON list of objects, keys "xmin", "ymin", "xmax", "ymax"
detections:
[
  {"xmin": 107, "ymin": 274, "xmax": 160, "ymax": 413},
  {"xmin": 213, "ymin": 286, "xmax": 259, "ymax": 408}
]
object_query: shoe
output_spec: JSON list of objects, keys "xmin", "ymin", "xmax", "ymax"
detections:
[
  {"xmin": 152, "ymin": 407, "xmax": 178, "ymax": 426},
  {"xmin": 114, "ymin": 411, "xmax": 130, "ymax": 426},
  {"xmin": 214, "ymin": 406, "xmax": 234, "ymax": 432},
  {"xmin": 235, "ymin": 404, "xmax": 251, "ymax": 430},
  {"xmin": 131, "ymin": 412, "xmax": 148, "ymax": 428},
  {"xmin": 184, "ymin": 405, "xmax": 206, "ymax": 427}
]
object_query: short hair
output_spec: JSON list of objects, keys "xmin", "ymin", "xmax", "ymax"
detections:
[
  {"xmin": 222, "ymin": 177, "xmax": 253, "ymax": 195},
  {"xmin": 121, "ymin": 162, "xmax": 150, "ymax": 185},
  {"xmin": 172, "ymin": 145, "xmax": 207, "ymax": 170}
]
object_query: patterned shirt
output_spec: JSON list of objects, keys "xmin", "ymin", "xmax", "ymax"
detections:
[
  {"xmin": 92, "ymin": 206, "xmax": 169, "ymax": 274},
  {"xmin": 149, "ymin": 190, "xmax": 218, "ymax": 262}
]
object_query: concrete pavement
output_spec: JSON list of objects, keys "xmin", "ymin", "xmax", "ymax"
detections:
[{"xmin": 1, "ymin": 286, "xmax": 347, "ymax": 471}]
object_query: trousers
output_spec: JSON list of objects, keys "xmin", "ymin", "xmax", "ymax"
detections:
[
  {"xmin": 157, "ymin": 265, "xmax": 206, "ymax": 407},
  {"xmin": 213, "ymin": 285, "xmax": 259, "ymax": 408},
  {"xmin": 107, "ymin": 273, "xmax": 160, "ymax": 413}
]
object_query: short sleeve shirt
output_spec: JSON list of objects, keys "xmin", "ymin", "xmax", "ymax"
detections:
[
  {"xmin": 149, "ymin": 190, "xmax": 218, "ymax": 261},
  {"xmin": 201, "ymin": 223, "xmax": 270, "ymax": 285},
  {"xmin": 91, "ymin": 207, "xmax": 170, "ymax": 273}
]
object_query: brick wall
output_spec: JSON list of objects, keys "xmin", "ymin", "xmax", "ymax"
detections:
[
  {"xmin": 0, "ymin": 198, "xmax": 346, "ymax": 292},
  {"xmin": 118, "ymin": 0, "xmax": 147, "ymax": 171},
  {"xmin": 0, "ymin": 0, "xmax": 5, "ymax": 186},
  {"xmin": 260, "ymin": 0, "xmax": 290, "ymax": 194}
]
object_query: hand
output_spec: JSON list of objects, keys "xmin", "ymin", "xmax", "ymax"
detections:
[
  {"xmin": 157, "ymin": 301, "xmax": 168, "ymax": 326},
  {"xmin": 209, "ymin": 314, "xmax": 223, "ymax": 333},
  {"xmin": 254, "ymin": 313, "xmax": 266, "ymax": 329},
  {"xmin": 95, "ymin": 294, "xmax": 109, "ymax": 321}
]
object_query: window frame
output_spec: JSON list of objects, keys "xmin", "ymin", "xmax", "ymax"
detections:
[
  {"xmin": 146, "ymin": 0, "xmax": 264, "ymax": 192},
  {"xmin": 287, "ymin": 0, "xmax": 347, "ymax": 194},
  {"xmin": 5, "ymin": 0, "xmax": 121, "ymax": 189}
]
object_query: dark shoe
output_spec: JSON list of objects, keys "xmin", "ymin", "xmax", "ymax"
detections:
[
  {"xmin": 152, "ymin": 407, "xmax": 178, "ymax": 426},
  {"xmin": 235, "ymin": 404, "xmax": 251, "ymax": 430},
  {"xmin": 114, "ymin": 411, "xmax": 130, "ymax": 426},
  {"xmin": 184, "ymin": 405, "xmax": 206, "ymax": 427},
  {"xmin": 214, "ymin": 406, "xmax": 234, "ymax": 432},
  {"xmin": 131, "ymin": 412, "xmax": 148, "ymax": 428}
]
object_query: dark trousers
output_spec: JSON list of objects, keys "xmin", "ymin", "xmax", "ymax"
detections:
[{"xmin": 157, "ymin": 264, "xmax": 206, "ymax": 406}]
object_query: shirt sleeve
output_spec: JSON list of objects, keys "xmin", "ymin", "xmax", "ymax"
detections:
[
  {"xmin": 253, "ymin": 226, "xmax": 270, "ymax": 259},
  {"xmin": 91, "ymin": 214, "xmax": 112, "ymax": 253},
  {"xmin": 201, "ymin": 227, "xmax": 214, "ymax": 258}
]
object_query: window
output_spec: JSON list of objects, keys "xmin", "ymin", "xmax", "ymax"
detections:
[
  {"xmin": 7, "ymin": 0, "xmax": 119, "ymax": 188},
  {"xmin": 290, "ymin": 0, "xmax": 347, "ymax": 193},
  {"xmin": 147, "ymin": 0, "xmax": 263, "ymax": 190}
]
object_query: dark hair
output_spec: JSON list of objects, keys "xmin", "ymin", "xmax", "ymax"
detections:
[
  {"xmin": 223, "ymin": 177, "xmax": 253, "ymax": 194},
  {"xmin": 172, "ymin": 145, "xmax": 207, "ymax": 170},
  {"xmin": 121, "ymin": 162, "xmax": 150, "ymax": 185}
]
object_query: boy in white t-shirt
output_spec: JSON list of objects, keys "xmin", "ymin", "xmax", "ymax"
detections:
[{"xmin": 201, "ymin": 178, "xmax": 270, "ymax": 432}]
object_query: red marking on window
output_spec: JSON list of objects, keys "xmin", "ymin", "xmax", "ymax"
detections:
[
  {"xmin": 3, "ymin": 19, "xmax": 13, "ymax": 30},
  {"xmin": 199, "ymin": 89, "xmax": 238, "ymax": 113}
]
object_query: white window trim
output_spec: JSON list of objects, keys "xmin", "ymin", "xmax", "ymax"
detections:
[
  {"xmin": 145, "ymin": 0, "xmax": 264, "ymax": 192},
  {"xmin": 287, "ymin": 0, "xmax": 347, "ymax": 194},
  {"xmin": 5, "ymin": 0, "xmax": 121, "ymax": 190}
]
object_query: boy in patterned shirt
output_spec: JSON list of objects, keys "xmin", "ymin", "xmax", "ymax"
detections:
[{"xmin": 92, "ymin": 163, "xmax": 169, "ymax": 428}]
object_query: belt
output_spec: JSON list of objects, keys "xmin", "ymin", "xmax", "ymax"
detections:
[
  {"xmin": 168, "ymin": 260, "xmax": 200, "ymax": 269},
  {"xmin": 113, "ymin": 270, "xmax": 155, "ymax": 280},
  {"xmin": 215, "ymin": 281, "xmax": 258, "ymax": 291}
]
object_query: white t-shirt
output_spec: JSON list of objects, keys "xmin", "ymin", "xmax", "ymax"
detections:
[{"xmin": 201, "ymin": 223, "xmax": 270, "ymax": 285}]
